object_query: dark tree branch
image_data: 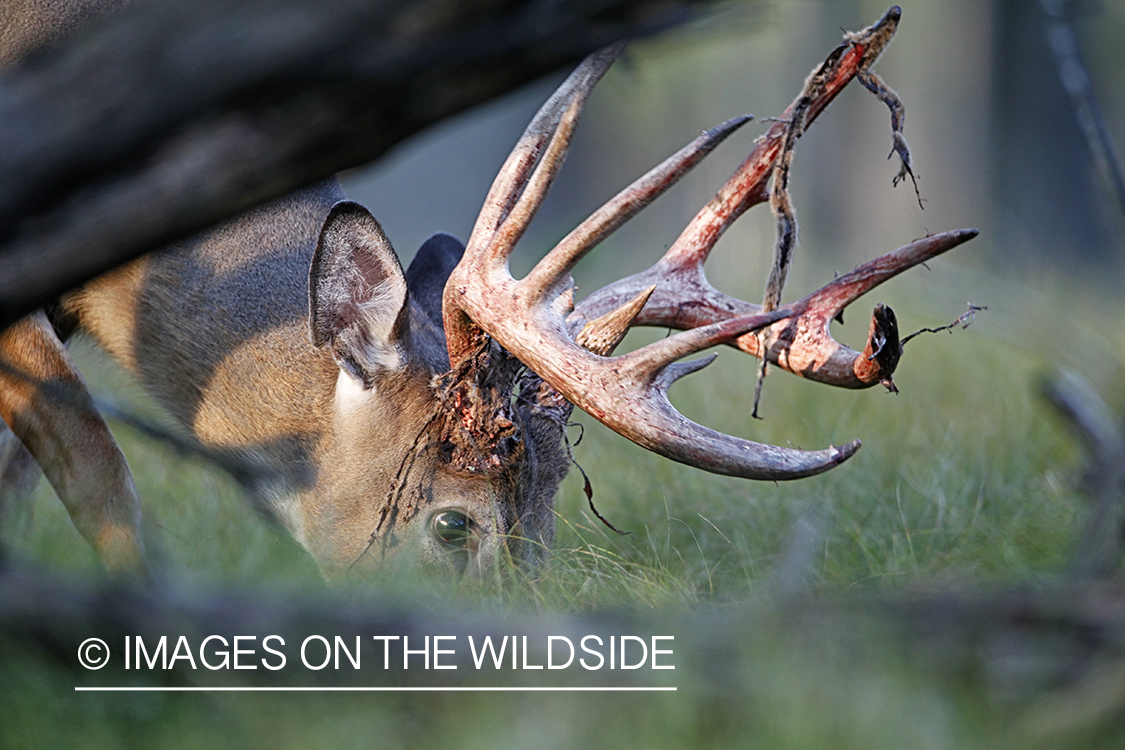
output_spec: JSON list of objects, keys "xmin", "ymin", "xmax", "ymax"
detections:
[
  {"xmin": 1, "ymin": 562, "xmax": 1124, "ymax": 703},
  {"xmin": 0, "ymin": 0, "xmax": 720, "ymax": 331}
]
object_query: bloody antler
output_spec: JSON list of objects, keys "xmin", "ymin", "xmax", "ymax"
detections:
[
  {"xmin": 442, "ymin": 7, "xmax": 976, "ymax": 481},
  {"xmin": 570, "ymin": 7, "xmax": 976, "ymax": 390},
  {"xmin": 572, "ymin": 229, "xmax": 979, "ymax": 390}
]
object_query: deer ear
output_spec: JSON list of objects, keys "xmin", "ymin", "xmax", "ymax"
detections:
[
  {"xmin": 406, "ymin": 233, "xmax": 464, "ymax": 326},
  {"xmin": 309, "ymin": 201, "xmax": 409, "ymax": 388}
]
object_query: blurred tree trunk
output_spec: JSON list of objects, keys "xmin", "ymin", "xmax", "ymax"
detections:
[{"xmin": 992, "ymin": 0, "xmax": 1125, "ymax": 269}]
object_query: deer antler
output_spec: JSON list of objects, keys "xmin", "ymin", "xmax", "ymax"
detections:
[
  {"xmin": 442, "ymin": 8, "xmax": 976, "ymax": 481},
  {"xmin": 572, "ymin": 229, "xmax": 979, "ymax": 391},
  {"xmin": 570, "ymin": 7, "xmax": 977, "ymax": 390}
]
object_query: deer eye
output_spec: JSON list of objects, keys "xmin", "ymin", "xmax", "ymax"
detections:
[{"xmin": 432, "ymin": 510, "xmax": 472, "ymax": 548}]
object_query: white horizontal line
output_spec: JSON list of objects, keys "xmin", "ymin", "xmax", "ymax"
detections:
[{"xmin": 75, "ymin": 686, "xmax": 676, "ymax": 692}]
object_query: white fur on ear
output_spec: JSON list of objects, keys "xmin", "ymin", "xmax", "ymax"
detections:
[
  {"xmin": 348, "ymin": 277, "xmax": 403, "ymax": 371},
  {"xmin": 334, "ymin": 367, "xmax": 371, "ymax": 415}
]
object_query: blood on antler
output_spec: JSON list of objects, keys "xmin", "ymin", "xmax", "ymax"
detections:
[{"xmin": 441, "ymin": 7, "xmax": 977, "ymax": 482}]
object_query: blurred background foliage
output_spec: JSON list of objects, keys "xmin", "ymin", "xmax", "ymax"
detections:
[{"xmin": 5, "ymin": 0, "xmax": 1125, "ymax": 747}]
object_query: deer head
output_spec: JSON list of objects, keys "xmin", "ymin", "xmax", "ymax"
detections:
[
  {"xmin": 308, "ymin": 8, "xmax": 976, "ymax": 580},
  {"xmin": 305, "ymin": 201, "xmax": 571, "ymax": 577}
]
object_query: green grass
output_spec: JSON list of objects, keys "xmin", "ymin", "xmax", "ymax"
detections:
[{"xmin": 2, "ymin": 264, "xmax": 1122, "ymax": 749}]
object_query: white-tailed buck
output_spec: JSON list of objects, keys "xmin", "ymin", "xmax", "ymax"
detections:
[{"xmin": 0, "ymin": 3, "xmax": 976, "ymax": 579}]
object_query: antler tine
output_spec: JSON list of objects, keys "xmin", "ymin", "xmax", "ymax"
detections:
[
  {"xmin": 660, "ymin": 8, "xmax": 900, "ymax": 272},
  {"xmin": 605, "ymin": 370, "xmax": 861, "ymax": 481},
  {"xmin": 523, "ymin": 114, "xmax": 753, "ymax": 304},
  {"xmin": 576, "ymin": 285, "xmax": 656, "ymax": 357},
  {"xmin": 731, "ymin": 228, "xmax": 980, "ymax": 388},
  {"xmin": 465, "ymin": 44, "xmax": 624, "ymax": 253},
  {"xmin": 619, "ymin": 307, "xmax": 794, "ymax": 379},
  {"xmin": 625, "ymin": 404, "xmax": 861, "ymax": 480},
  {"xmin": 446, "ymin": 45, "xmax": 622, "ymax": 367},
  {"xmin": 569, "ymin": 7, "xmax": 904, "ymax": 322},
  {"xmin": 794, "ymin": 230, "xmax": 980, "ymax": 320},
  {"xmin": 485, "ymin": 95, "xmax": 584, "ymax": 267},
  {"xmin": 566, "ymin": 12, "xmax": 898, "ymax": 337}
]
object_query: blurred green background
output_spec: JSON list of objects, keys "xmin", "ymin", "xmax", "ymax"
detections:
[{"xmin": 5, "ymin": 0, "xmax": 1125, "ymax": 747}]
